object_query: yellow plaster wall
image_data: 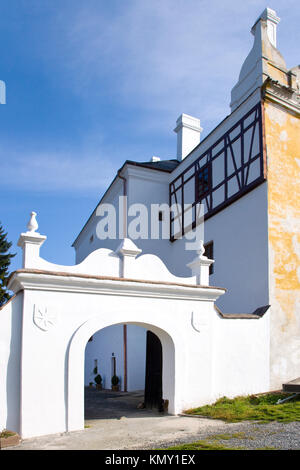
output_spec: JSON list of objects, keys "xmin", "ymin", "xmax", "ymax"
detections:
[
  {"xmin": 266, "ymin": 63, "xmax": 288, "ymax": 86},
  {"xmin": 262, "ymin": 32, "xmax": 288, "ymax": 87},
  {"xmin": 264, "ymin": 100, "xmax": 300, "ymax": 388}
]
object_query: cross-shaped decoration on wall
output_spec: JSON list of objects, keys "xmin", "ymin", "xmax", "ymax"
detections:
[{"xmin": 33, "ymin": 305, "xmax": 57, "ymax": 331}]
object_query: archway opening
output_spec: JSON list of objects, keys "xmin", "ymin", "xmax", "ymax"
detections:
[
  {"xmin": 67, "ymin": 318, "xmax": 176, "ymax": 432},
  {"xmin": 83, "ymin": 323, "xmax": 165, "ymax": 421}
]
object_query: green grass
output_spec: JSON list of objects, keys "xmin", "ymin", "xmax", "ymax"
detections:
[
  {"xmin": 161, "ymin": 440, "xmax": 279, "ymax": 451},
  {"xmin": 0, "ymin": 430, "xmax": 16, "ymax": 438},
  {"xmin": 160, "ymin": 432, "xmax": 280, "ymax": 451},
  {"xmin": 161, "ymin": 440, "xmax": 243, "ymax": 450},
  {"xmin": 184, "ymin": 393, "xmax": 300, "ymax": 423},
  {"xmin": 209, "ymin": 432, "xmax": 254, "ymax": 441}
]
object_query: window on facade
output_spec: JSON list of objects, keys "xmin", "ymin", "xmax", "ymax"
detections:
[
  {"xmin": 204, "ymin": 241, "xmax": 214, "ymax": 275},
  {"xmin": 196, "ymin": 163, "xmax": 211, "ymax": 201}
]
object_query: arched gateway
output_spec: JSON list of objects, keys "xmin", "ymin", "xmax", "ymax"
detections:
[
  {"xmin": 0, "ymin": 214, "xmax": 269, "ymax": 439},
  {"xmin": 68, "ymin": 320, "xmax": 176, "ymax": 433}
]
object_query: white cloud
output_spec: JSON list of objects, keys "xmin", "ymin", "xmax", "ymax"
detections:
[
  {"xmin": 45, "ymin": 0, "xmax": 299, "ymax": 132},
  {"xmin": 55, "ymin": 2, "xmax": 245, "ymax": 115},
  {"xmin": 1, "ymin": 148, "xmax": 118, "ymax": 193}
]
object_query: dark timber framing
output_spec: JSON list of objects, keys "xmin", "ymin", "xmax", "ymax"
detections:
[{"xmin": 169, "ymin": 102, "xmax": 266, "ymax": 241}]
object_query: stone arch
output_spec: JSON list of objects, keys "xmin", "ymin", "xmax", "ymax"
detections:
[{"xmin": 67, "ymin": 316, "xmax": 179, "ymax": 432}]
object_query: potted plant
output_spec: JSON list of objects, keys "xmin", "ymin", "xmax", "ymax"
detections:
[
  {"xmin": 0, "ymin": 429, "xmax": 21, "ymax": 449},
  {"xmin": 111, "ymin": 375, "xmax": 120, "ymax": 391},
  {"xmin": 95, "ymin": 374, "xmax": 103, "ymax": 391}
]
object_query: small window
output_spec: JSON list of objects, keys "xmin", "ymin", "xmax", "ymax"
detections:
[
  {"xmin": 204, "ymin": 241, "xmax": 214, "ymax": 275},
  {"xmin": 158, "ymin": 211, "xmax": 163, "ymax": 221},
  {"xmin": 196, "ymin": 163, "xmax": 211, "ymax": 201}
]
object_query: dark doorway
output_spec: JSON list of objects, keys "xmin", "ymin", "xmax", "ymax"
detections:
[{"xmin": 144, "ymin": 331, "xmax": 163, "ymax": 411}]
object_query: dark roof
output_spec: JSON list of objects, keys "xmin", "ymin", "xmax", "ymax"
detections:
[
  {"xmin": 123, "ymin": 159, "xmax": 179, "ymax": 172},
  {"xmin": 215, "ymin": 304, "xmax": 270, "ymax": 319}
]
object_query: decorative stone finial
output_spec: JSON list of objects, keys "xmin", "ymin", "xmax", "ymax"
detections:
[
  {"xmin": 230, "ymin": 7, "xmax": 286, "ymax": 112},
  {"xmin": 196, "ymin": 240, "xmax": 205, "ymax": 257},
  {"xmin": 115, "ymin": 238, "xmax": 142, "ymax": 278},
  {"xmin": 27, "ymin": 211, "xmax": 39, "ymax": 233},
  {"xmin": 18, "ymin": 212, "xmax": 46, "ymax": 268},
  {"xmin": 251, "ymin": 8, "xmax": 280, "ymax": 47},
  {"xmin": 116, "ymin": 238, "xmax": 142, "ymax": 258},
  {"xmin": 187, "ymin": 240, "xmax": 214, "ymax": 286}
]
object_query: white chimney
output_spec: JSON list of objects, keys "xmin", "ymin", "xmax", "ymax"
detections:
[{"xmin": 174, "ymin": 113, "xmax": 202, "ymax": 161}]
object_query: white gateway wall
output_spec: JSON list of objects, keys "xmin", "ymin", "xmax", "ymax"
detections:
[
  {"xmin": 212, "ymin": 310, "xmax": 270, "ymax": 399},
  {"xmin": 0, "ymin": 227, "xmax": 270, "ymax": 438},
  {"xmin": 0, "ymin": 293, "xmax": 23, "ymax": 434}
]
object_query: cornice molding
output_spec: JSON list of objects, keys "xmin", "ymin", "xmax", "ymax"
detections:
[
  {"xmin": 263, "ymin": 78, "xmax": 300, "ymax": 116},
  {"xmin": 8, "ymin": 270, "xmax": 226, "ymax": 302}
]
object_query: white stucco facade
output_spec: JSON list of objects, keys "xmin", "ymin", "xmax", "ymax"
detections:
[
  {"xmin": 73, "ymin": 89, "xmax": 268, "ymax": 316},
  {"xmin": 84, "ymin": 324, "xmax": 147, "ymax": 391}
]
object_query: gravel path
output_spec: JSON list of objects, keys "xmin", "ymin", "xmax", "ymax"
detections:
[{"xmin": 150, "ymin": 420, "xmax": 300, "ymax": 450}]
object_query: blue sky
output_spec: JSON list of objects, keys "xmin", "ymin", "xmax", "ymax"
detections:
[{"xmin": 1, "ymin": 0, "xmax": 299, "ymax": 272}]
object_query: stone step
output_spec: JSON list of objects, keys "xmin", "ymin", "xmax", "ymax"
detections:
[{"xmin": 282, "ymin": 377, "xmax": 300, "ymax": 393}]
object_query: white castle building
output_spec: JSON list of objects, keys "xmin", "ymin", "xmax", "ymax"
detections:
[{"xmin": 0, "ymin": 7, "xmax": 299, "ymax": 439}]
